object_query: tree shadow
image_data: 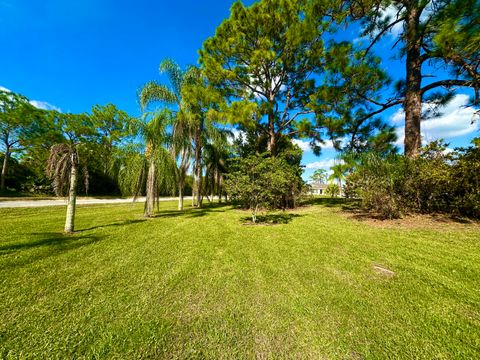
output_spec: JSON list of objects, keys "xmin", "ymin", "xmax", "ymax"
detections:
[
  {"xmin": 78, "ymin": 219, "xmax": 147, "ymax": 232},
  {"xmin": 0, "ymin": 231, "xmax": 107, "ymax": 270},
  {"xmin": 240, "ymin": 213, "xmax": 303, "ymax": 225},
  {"xmin": 153, "ymin": 203, "xmax": 229, "ymax": 219},
  {"xmin": 0, "ymin": 232, "xmax": 104, "ymax": 254}
]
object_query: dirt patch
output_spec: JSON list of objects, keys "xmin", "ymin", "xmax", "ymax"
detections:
[
  {"xmin": 343, "ymin": 209, "xmax": 480, "ymax": 230},
  {"xmin": 372, "ymin": 265, "xmax": 395, "ymax": 277}
]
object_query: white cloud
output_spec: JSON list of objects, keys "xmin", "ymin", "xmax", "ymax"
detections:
[
  {"xmin": 292, "ymin": 139, "xmax": 311, "ymax": 152},
  {"xmin": 227, "ymin": 128, "xmax": 246, "ymax": 145},
  {"xmin": 391, "ymin": 94, "xmax": 479, "ymax": 145},
  {"xmin": 305, "ymin": 159, "xmax": 337, "ymax": 170},
  {"xmin": 362, "ymin": 4, "xmax": 432, "ymax": 46},
  {"xmin": 1, "ymin": 85, "xmax": 61, "ymax": 112},
  {"xmin": 29, "ymin": 100, "xmax": 61, "ymax": 112},
  {"xmin": 391, "ymin": 107, "xmax": 405, "ymax": 124},
  {"xmin": 376, "ymin": 5, "xmax": 404, "ymax": 38},
  {"xmin": 293, "ymin": 139, "xmax": 336, "ymax": 152},
  {"xmin": 394, "ymin": 127, "xmax": 405, "ymax": 147}
]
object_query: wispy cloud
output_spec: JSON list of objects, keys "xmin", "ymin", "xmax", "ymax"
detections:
[
  {"xmin": 392, "ymin": 94, "xmax": 479, "ymax": 146},
  {"xmin": 304, "ymin": 158, "xmax": 337, "ymax": 170},
  {"xmin": 292, "ymin": 139, "xmax": 311, "ymax": 152},
  {"xmin": 292, "ymin": 139, "xmax": 335, "ymax": 152},
  {"xmin": 1, "ymin": 85, "xmax": 61, "ymax": 111},
  {"xmin": 29, "ymin": 100, "xmax": 61, "ymax": 112},
  {"xmin": 227, "ymin": 128, "xmax": 246, "ymax": 145},
  {"xmin": 380, "ymin": 5, "xmax": 404, "ymax": 37}
]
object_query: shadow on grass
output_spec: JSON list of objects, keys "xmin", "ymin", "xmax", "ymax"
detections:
[
  {"xmin": 0, "ymin": 232, "xmax": 105, "ymax": 270},
  {"xmin": 154, "ymin": 202, "xmax": 229, "ymax": 219},
  {"xmin": 302, "ymin": 197, "xmax": 361, "ymax": 211},
  {"xmin": 79, "ymin": 219, "xmax": 147, "ymax": 232},
  {"xmin": 0, "ymin": 232, "xmax": 104, "ymax": 254},
  {"xmin": 241, "ymin": 213, "xmax": 303, "ymax": 225}
]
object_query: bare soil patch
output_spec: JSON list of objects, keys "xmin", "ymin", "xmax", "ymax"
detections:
[{"xmin": 343, "ymin": 209, "xmax": 480, "ymax": 230}]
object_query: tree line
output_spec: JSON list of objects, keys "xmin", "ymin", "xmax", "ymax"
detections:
[{"xmin": 1, "ymin": 0, "xmax": 478, "ymax": 229}]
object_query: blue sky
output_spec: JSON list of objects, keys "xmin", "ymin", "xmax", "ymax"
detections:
[{"xmin": 1, "ymin": 0, "xmax": 478, "ymax": 180}]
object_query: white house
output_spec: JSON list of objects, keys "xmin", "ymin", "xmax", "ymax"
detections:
[{"xmin": 308, "ymin": 182, "xmax": 328, "ymax": 195}]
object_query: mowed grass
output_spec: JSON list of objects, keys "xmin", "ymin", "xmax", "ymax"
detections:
[{"xmin": 0, "ymin": 200, "xmax": 479, "ymax": 359}]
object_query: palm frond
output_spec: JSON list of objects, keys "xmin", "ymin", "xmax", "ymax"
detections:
[
  {"xmin": 159, "ymin": 58, "xmax": 184, "ymax": 97},
  {"xmin": 47, "ymin": 144, "xmax": 74, "ymax": 196},
  {"xmin": 118, "ymin": 151, "xmax": 147, "ymax": 197},
  {"xmin": 139, "ymin": 81, "xmax": 178, "ymax": 109}
]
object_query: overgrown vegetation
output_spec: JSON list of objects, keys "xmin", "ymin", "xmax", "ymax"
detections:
[{"xmin": 346, "ymin": 139, "xmax": 480, "ymax": 219}]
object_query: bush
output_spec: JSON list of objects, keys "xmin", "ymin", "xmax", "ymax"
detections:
[
  {"xmin": 325, "ymin": 183, "xmax": 340, "ymax": 197},
  {"xmin": 346, "ymin": 153, "xmax": 407, "ymax": 218},
  {"xmin": 346, "ymin": 139, "xmax": 480, "ymax": 219},
  {"xmin": 224, "ymin": 154, "xmax": 304, "ymax": 222}
]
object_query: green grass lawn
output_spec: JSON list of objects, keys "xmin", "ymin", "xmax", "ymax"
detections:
[{"xmin": 1, "ymin": 200, "xmax": 479, "ymax": 359}]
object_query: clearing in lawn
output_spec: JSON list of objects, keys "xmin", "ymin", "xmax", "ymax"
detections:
[{"xmin": 0, "ymin": 199, "xmax": 479, "ymax": 358}]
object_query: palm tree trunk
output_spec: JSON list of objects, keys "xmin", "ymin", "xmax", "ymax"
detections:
[
  {"xmin": 145, "ymin": 160, "xmax": 156, "ymax": 217},
  {"xmin": 178, "ymin": 176, "xmax": 184, "ymax": 211},
  {"xmin": 64, "ymin": 160, "xmax": 78, "ymax": 233},
  {"xmin": 210, "ymin": 169, "xmax": 215, "ymax": 203},
  {"xmin": 194, "ymin": 128, "xmax": 203, "ymax": 208},
  {"xmin": 1, "ymin": 146, "xmax": 10, "ymax": 191},
  {"xmin": 215, "ymin": 168, "xmax": 220, "ymax": 203},
  {"xmin": 192, "ymin": 162, "xmax": 197, "ymax": 207}
]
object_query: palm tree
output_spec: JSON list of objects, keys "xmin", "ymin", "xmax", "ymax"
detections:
[
  {"xmin": 47, "ymin": 113, "xmax": 92, "ymax": 233},
  {"xmin": 120, "ymin": 110, "xmax": 175, "ymax": 218},
  {"xmin": 170, "ymin": 109, "xmax": 193, "ymax": 210},
  {"xmin": 140, "ymin": 59, "xmax": 197, "ymax": 209},
  {"xmin": 328, "ymin": 162, "xmax": 349, "ymax": 196},
  {"xmin": 180, "ymin": 67, "xmax": 220, "ymax": 208},
  {"xmin": 204, "ymin": 126, "xmax": 232, "ymax": 203}
]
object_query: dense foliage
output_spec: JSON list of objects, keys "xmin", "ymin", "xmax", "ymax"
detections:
[
  {"xmin": 200, "ymin": 0, "xmax": 397, "ymax": 156},
  {"xmin": 346, "ymin": 140, "xmax": 480, "ymax": 218},
  {"xmin": 224, "ymin": 154, "xmax": 304, "ymax": 222}
]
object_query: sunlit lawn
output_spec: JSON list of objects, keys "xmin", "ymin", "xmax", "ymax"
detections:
[{"xmin": 1, "ymin": 199, "xmax": 479, "ymax": 358}]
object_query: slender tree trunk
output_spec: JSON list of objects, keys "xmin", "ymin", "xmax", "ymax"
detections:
[
  {"xmin": 178, "ymin": 176, "xmax": 184, "ymax": 211},
  {"xmin": 194, "ymin": 127, "xmax": 203, "ymax": 208},
  {"xmin": 267, "ymin": 109, "xmax": 277, "ymax": 155},
  {"xmin": 252, "ymin": 203, "xmax": 259, "ymax": 223},
  {"xmin": 145, "ymin": 160, "xmax": 156, "ymax": 217},
  {"xmin": 191, "ymin": 160, "xmax": 197, "ymax": 207},
  {"xmin": 1, "ymin": 145, "xmax": 10, "ymax": 191},
  {"xmin": 211, "ymin": 168, "xmax": 216, "ymax": 203},
  {"xmin": 64, "ymin": 159, "xmax": 78, "ymax": 233},
  {"xmin": 217, "ymin": 171, "xmax": 222, "ymax": 203},
  {"xmin": 404, "ymin": 4, "xmax": 423, "ymax": 158}
]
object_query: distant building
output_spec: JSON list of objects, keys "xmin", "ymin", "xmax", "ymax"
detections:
[{"xmin": 308, "ymin": 182, "xmax": 328, "ymax": 195}]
